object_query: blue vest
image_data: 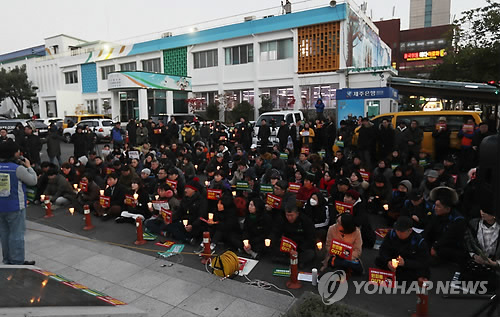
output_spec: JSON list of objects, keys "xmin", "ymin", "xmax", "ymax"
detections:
[{"xmin": 0, "ymin": 162, "xmax": 25, "ymax": 212}]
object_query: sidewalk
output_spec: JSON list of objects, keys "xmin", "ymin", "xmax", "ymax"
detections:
[{"xmin": 4, "ymin": 220, "xmax": 294, "ymax": 317}]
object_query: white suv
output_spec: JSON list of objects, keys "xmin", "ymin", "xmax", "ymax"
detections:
[
  {"xmin": 63, "ymin": 119, "xmax": 114, "ymax": 143},
  {"xmin": 253, "ymin": 111, "xmax": 304, "ymax": 147}
]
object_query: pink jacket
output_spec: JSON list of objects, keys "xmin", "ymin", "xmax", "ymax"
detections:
[{"xmin": 323, "ymin": 223, "xmax": 363, "ymax": 264}]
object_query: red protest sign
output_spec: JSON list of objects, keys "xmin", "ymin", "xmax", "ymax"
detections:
[
  {"xmin": 155, "ymin": 240, "xmax": 175, "ymax": 248},
  {"xmin": 154, "ymin": 129, "xmax": 161, "ymax": 134},
  {"xmin": 369, "ymin": 268, "xmax": 396, "ymax": 288},
  {"xmin": 207, "ymin": 189, "xmax": 222, "ymax": 200},
  {"xmin": 238, "ymin": 257, "xmax": 247, "ymax": 271},
  {"xmin": 280, "ymin": 236, "xmax": 297, "ymax": 253},
  {"xmin": 300, "ymin": 147, "xmax": 310, "ymax": 155},
  {"xmin": 375, "ymin": 228, "xmax": 391, "ymax": 239},
  {"xmin": 124, "ymin": 194, "xmax": 137, "ymax": 207},
  {"xmin": 359, "ymin": 170, "xmax": 370, "ymax": 182},
  {"xmin": 166, "ymin": 179, "xmax": 177, "ymax": 189},
  {"xmin": 266, "ymin": 193, "xmax": 282, "ymax": 209},
  {"xmin": 160, "ymin": 208, "xmax": 173, "ymax": 224},
  {"xmin": 462, "ymin": 124, "xmax": 474, "ymax": 134},
  {"xmin": 105, "ymin": 167, "xmax": 115, "ymax": 175},
  {"xmin": 79, "ymin": 181, "xmax": 88, "ymax": 192},
  {"xmin": 99, "ymin": 195, "xmax": 110, "ymax": 208},
  {"xmin": 335, "ymin": 201, "xmax": 353, "ymax": 215},
  {"xmin": 152, "ymin": 200, "xmax": 168, "ymax": 211},
  {"xmin": 329, "ymin": 239, "xmax": 353, "ymax": 260},
  {"xmin": 288, "ymin": 182, "xmax": 302, "ymax": 193}
]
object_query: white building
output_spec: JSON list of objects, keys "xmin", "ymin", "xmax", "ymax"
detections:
[
  {"xmin": 1, "ymin": 1, "xmax": 396, "ymax": 122},
  {"xmin": 409, "ymin": 0, "xmax": 451, "ymax": 29}
]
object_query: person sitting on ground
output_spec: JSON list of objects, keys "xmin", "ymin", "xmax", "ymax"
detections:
[
  {"xmin": 76, "ymin": 173, "xmax": 100, "ymax": 213},
  {"xmin": 424, "ymin": 186, "xmax": 467, "ymax": 265},
  {"xmin": 144, "ymin": 184, "xmax": 180, "ymax": 236},
  {"xmin": 116, "ymin": 178, "xmax": 151, "ymax": 223},
  {"xmin": 401, "ymin": 190, "xmax": 432, "ymax": 229},
  {"xmin": 387, "ymin": 180, "xmax": 412, "ymax": 222},
  {"xmin": 264, "ymin": 180, "xmax": 295, "ymax": 222},
  {"xmin": 94, "ymin": 173, "xmax": 127, "ymax": 219},
  {"xmin": 208, "ymin": 194, "xmax": 242, "ymax": 251},
  {"xmin": 321, "ymin": 213, "xmax": 363, "ymax": 276},
  {"xmin": 272, "ymin": 199, "xmax": 316, "ymax": 269},
  {"xmin": 463, "ymin": 207, "xmax": 500, "ymax": 292},
  {"xmin": 375, "ymin": 216, "xmax": 430, "ymax": 282},
  {"xmin": 349, "ymin": 171, "xmax": 369, "ymax": 197},
  {"xmin": 302, "ymin": 192, "xmax": 330, "ymax": 241},
  {"xmin": 242, "ymin": 197, "xmax": 272, "ymax": 259},
  {"xmin": 44, "ymin": 167, "xmax": 77, "ymax": 207},
  {"xmin": 344, "ymin": 189, "xmax": 376, "ymax": 248},
  {"xmin": 296, "ymin": 173, "xmax": 319, "ymax": 207},
  {"xmin": 366, "ymin": 175, "xmax": 392, "ymax": 215}
]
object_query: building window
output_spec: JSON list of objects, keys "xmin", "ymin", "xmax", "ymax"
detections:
[
  {"xmin": 64, "ymin": 71, "xmax": 78, "ymax": 84},
  {"xmin": 86, "ymin": 99, "xmax": 98, "ymax": 114},
  {"xmin": 298, "ymin": 22, "xmax": 340, "ymax": 73},
  {"xmin": 224, "ymin": 44, "xmax": 253, "ymax": 65},
  {"xmin": 120, "ymin": 62, "xmax": 136, "ymax": 71},
  {"xmin": 260, "ymin": 38, "xmax": 293, "ymax": 61},
  {"xmin": 101, "ymin": 65, "xmax": 115, "ymax": 80},
  {"xmin": 424, "ymin": 0, "xmax": 432, "ymax": 27},
  {"xmin": 142, "ymin": 58, "xmax": 161, "ymax": 72},
  {"xmin": 193, "ymin": 49, "xmax": 218, "ymax": 69}
]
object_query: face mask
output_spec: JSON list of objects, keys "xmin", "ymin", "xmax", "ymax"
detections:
[
  {"xmin": 310, "ymin": 199, "xmax": 318, "ymax": 206},
  {"xmin": 102, "ymin": 150, "xmax": 110, "ymax": 157}
]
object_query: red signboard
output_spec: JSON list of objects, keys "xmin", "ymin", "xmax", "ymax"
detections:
[{"xmin": 329, "ymin": 239, "xmax": 353, "ymax": 260}]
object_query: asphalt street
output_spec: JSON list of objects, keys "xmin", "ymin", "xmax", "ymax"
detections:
[{"xmin": 29, "ymin": 142, "xmax": 492, "ymax": 317}]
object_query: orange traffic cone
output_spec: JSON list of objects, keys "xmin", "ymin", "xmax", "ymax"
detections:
[
  {"xmin": 200, "ymin": 232, "xmax": 211, "ymax": 265},
  {"xmin": 83, "ymin": 205, "xmax": 95, "ymax": 230},
  {"xmin": 286, "ymin": 250, "xmax": 302, "ymax": 289},
  {"xmin": 412, "ymin": 277, "xmax": 429, "ymax": 317},
  {"xmin": 134, "ymin": 217, "xmax": 146, "ymax": 245}
]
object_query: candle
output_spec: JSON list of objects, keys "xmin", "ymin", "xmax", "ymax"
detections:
[
  {"xmin": 40, "ymin": 194, "xmax": 45, "ymax": 201},
  {"xmin": 73, "ymin": 184, "xmax": 78, "ymax": 190},
  {"xmin": 208, "ymin": 213, "xmax": 214, "ymax": 221},
  {"xmin": 232, "ymin": 191, "xmax": 236, "ymax": 196},
  {"xmin": 392, "ymin": 259, "xmax": 399, "ymax": 268},
  {"xmin": 194, "ymin": 165, "xmax": 198, "ymax": 170},
  {"xmin": 183, "ymin": 219, "xmax": 188, "ymax": 226},
  {"xmin": 243, "ymin": 239, "xmax": 249, "ymax": 248},
  {"xmin": 147, "ymin": 202, "xmax": 153, "ymax": 209},
  {"xmin": 133, "ymin": 193, "xmax": 139, "ymax": 200},
  {"xmin": 69, "ymin": 207, "xmax": 74, "ymax": 215},
  {"xmin": 316, "ymin": 242, "xmax": 323, "ymax": 250},
  {"xmin": 265, "ymin": 239, "xmax": 271, "ymax": 247},
  {"xmin": 155, "ymin": 195, "xmax": 159, "ymax": 201},
  {"xmin": 217, "ymin": 166, "xmax": 220, "ymax": 170},
  {"xmin": 383, "ymin": 204, "xmax": 389, "ymax": 211},
  {"xmin": 338, "ymin": 136, "xmax": 342, "ymax": 140},
  {"xmin": 205, "ymin": 180, "xmax": 209, "ymax": 186},
  {"xmin": 100, "ymin": 190, "xmax": 104, "ymax": 196}
]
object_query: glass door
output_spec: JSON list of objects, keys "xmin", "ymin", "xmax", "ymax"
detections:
[{"xmin": 119, "ymin": 91, "xmax": 139, "ymax": 122}]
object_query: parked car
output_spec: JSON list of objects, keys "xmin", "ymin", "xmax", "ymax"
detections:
[
  {"xmin": 63, "ymin": 119, "xmax": 114, "ymax": 143},
  {"xmin": 63, "ymin": 114, "xmax": 111, "ymax": 129},
  {"xmin": 152, "ymin": 113, "xmax": 205, "ymax": 125},
  {"xmin": 0, "ymin": 119, "xmax": 37, "ymax": 141},
  {"xmin": 28, "ymin": 120, "xmax": 49, "ymax": 139}
]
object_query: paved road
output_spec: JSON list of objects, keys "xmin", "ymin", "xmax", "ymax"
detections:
[{"xmin": 31, "ymin": 142, "xmax": 492, "ymax": 317}]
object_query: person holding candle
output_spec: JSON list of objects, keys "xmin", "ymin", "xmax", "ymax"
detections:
[
  {"xmin": 76, "ymin": 173, "xmax": 99, "ymax": 214},
  {"xmin": 94, "ymin": 173, "xmax": 127, "ymax": 220},
  {"xmin": 43, "ymin": 167, "xmax": 77, "ymax": 207},
  {"xmin": 320, "ymin": 213, "xmax": 363, "ymax": 276},
  {"xmin": 375, "ymin": 216, "xmax": 430, "ymax": 282},
  {"xmin": 208, "ymin": 194, "xmax": 242, "ymax": 252},
  {"xmin": 242, "ymin": 198, "xmax": 272, "ymax": 259},
  {"xmin": 116, "ymin": 179, "xmax": 152, "ymax": 223}
]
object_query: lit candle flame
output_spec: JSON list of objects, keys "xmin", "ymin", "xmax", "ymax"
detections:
[
  {"xmin": 183, "ymin": 219, "xmax": 188, "ymax": 226},
  {"xmin": 383, "ymin": 204, "xmax": 389, "ymax": 211},
  {"xmin": 73, "ymin": 184, "xmax": 78, "ymax": 190},
  {"xmin": 133, "ymin": 193, "xmax": 139, "ymax": 200},
  {"xmin": 232, "ymin": 191, "xmax": 236, "ymax": 196},
  {"xmin": 208, "ymin": 213, "xmax": 214, "ymax": 221},
  {"xmin": 243, "ymin": 239, "xmax": 249, "ymax": 248},
  {"xmin": 265, "ymin": 239, "xmax": 271, "ymax": 247},
  {"xmin": 40, "ymin": 194, "xmax": 45, "ymax": 201},
  {"xmin": 30, "ymin": 297, "xmax": 35, "ymax": 304},
  {"xmin": 205, "ymin": 181, "xmax": 209, "ymax": 186},
  {"xmin": 69, "ymin": 208, "xmax": 74, "ymax": 215},
  {"xmin": 316, "ymin": 242, "xmax": 323, "ymax": 250},
  {"xmin": 155, "ymin": 195, "xmax": 159, "ymax": 200},
  {"xmin": 339, "ymin": 136, "xmax": 342, "ymax": 140},
  {"xmin": 147, "ymin": 202, "xmax": 153, "ymax": 209},
  {"xmin": 392, "ymin": 259, "xmax": 399, "ymax": 268},
  {"xmin": 100, "ymin": 190, "xmax": 104, "ymax": 196},
  {"xmin": 6, "ymin": 275, "xmax": 12, "ymax": 281},
  {"xmin": 42, "ymin": 280, "xmax": 48, "ymax": 287}
]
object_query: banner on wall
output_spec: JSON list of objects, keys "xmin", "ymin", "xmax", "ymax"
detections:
[{"xmin": 108, "ymin": 71, "xmax": 192, "ymax": 91}]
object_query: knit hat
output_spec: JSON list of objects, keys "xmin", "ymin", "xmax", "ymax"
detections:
[
  {"xmin": 398, "ymin": 180, "xmax": 413, "ymax": 192},
  {"xmin": 426, "ymin": 170, "xmax": 439, "ymax": 178},
  {"xmin": 276, "ymin": 180, "xmax": 289, "ymax": 190},
  {"xmin": 429, "ymin": 186, "xmax": 459, "ymax": 207},
  {"xmin": 78, "ymin": 156, "xmax": 88, "ymax": 167},
  {"xmin": 394, "ymin": 216, "xmax": 413, "ymax": 231},
  {"xmin": 408, "ymin": 189, "xmax": 423, "ymax": 201},
  {"xmin": 345, "ymin": 189, "xmax": 360, "ymax": 201},
  {"xmin": 141, "ymin": 168, "xmax": 151, "ymax": 176},
  {"xmin": 185, "ymin": 177, "xmax": 202, "ymax": 192},
  {"xmin": 337, "ymin": 177, "xmax": 350, "ymax": 187}
]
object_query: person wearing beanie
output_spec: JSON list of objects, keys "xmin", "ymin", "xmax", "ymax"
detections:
[
  {"xmin": 265, "ymin": 179, "xmax": 295, "ymax": 222},
  {"xmin": 0, "ymin": 140, "xmax": 38, "ymax": 265},
  {"xmin": 375, "ymin": 216, "xmax": 430, "ymax": 282},
  {"xmin": 424, "ymin": 186, "xmax": 467, "ymax": 265},
  {"xmin": 367, "ymin": 174, "xmax": 392, "ymax": 214},
  {"xmin": 463, "ymin": 208, "xmax": 500, "ymax": 291},
  {"xmin": 401, "ymin": 190, "xmax": 432, "ymax": 229},
  {"xmin": 387, "ymin": 180, "xmax": 413, "ymax": 222},
  {"xmin": 330, "ymin": 177, "xmax": 351, "ymax": 203},
  {"xmin": 296, "ymin": 173, "xmax": 319, "ymax": 206}
]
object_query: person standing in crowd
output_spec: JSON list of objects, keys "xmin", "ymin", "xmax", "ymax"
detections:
[
  {"xmin": 21, "ymin": 125, "xmax": 42, "ymax": 167},
  {"xmin": 432, "ymin": 117, "xmax": 451, "ymax": 163},
  {"xmin": 472, "ymin": 122, "xmax": 493, "ymax": 166},
  {"xmin": 46, "ymin": 124, "xmax": 64, "ymax": 167},
  {"xmin": 277, "ymin": 120, "xmax": 289, "ymax": 152},
  {"xmin": 126, "ymin": 119, "xmax": 137, "ymax": 147},
  {"xmin": 0, "ymin": 128, "xmax": 11, "ymax": 142},
  {"xmin": 357, "ymin": 118, "xmax": 377, "ymax": 170},
  {"xmin": 71, "ymin": 126, "xmax": 87, "ymax": 159},
  {"xmin": 110, "ymin": 122, "xmax": 126, "ymax": 149},
  {"xmin": 181, "ymin": 122, "xmax": 196, "ymax": 144},
  {"xmin": 136, "ymin": 121, "xmax": 149, "ymax": 146},
  {"xmin": 238, "ymin": 117, "xmax": 252, "ymax": 151},
  {"xmin": 258, "ymin": 119, "xmax": 271, "ymax": 154},
  {"xmin": 167, "ymin": 117, "xmax": 179, "ymax": 144},
  {"xmin": 0, "ymin": 141, "xmax": 37, "ymax": 265},
  {"xmin": 407, "ymin": 120, "xmax": 424, "ymax": 159},
  {"xmin": 314, "ymin": 97, "xmax": 325, "ymax": 121},
  {"xmin": 377, "ymin": 118, "xmax": 395, "ymax": 160}
]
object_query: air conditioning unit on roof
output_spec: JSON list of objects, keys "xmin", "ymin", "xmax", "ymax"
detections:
[
  {"xmin": 161, "ymin": 32, "xmax": 173, "ymax": 38},
  {"xmin": 244, "ymin": 16, "xmax": 256, "ymax": 22}
]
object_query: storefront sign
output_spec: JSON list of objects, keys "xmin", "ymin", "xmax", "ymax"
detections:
[
  {"xmin": 403, "ymin": 49, "xmax": 446, "ymax": 61},
  {"xmin": 108, "ymin": 71, "xmax": 192, "ymax": 91},
  {"xmin": 336, "ymin": 87, "xmax": 398, "ymax": 100}
]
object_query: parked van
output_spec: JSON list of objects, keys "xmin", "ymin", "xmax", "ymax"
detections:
[
  {"xmin": 351, "ymin": 110, "xmax": 482, "ymax": 156},
  {"xmin": 253, "ymin": 110, "xmax": 304, "ymax": 147},
  {"xmin": 63, "ymin": 114, "xmax": 110, "ymax": 129}
]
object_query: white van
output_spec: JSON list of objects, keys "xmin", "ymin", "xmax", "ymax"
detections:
[{"xmin": 253, "ymin": 110, "xmax": 304, "ymax": 147}]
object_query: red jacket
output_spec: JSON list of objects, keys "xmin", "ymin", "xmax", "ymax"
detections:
[{"xmin": 319, "ymin": 178, "xmax": 335, "ymax": 194}]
